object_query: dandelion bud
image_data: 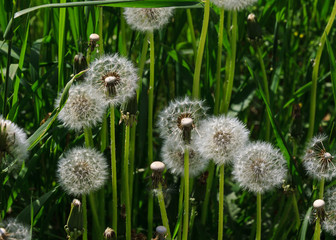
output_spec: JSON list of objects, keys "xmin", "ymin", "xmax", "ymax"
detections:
[
  {"xmin": 103, "ymin": 227, "xmax": 116, "ymax": 240},
  {"xmin": 89, "ymin": 33, "xmax": 100, "ymax": 51},
  {"xmin": 247, "ymin": 13, "xmax": 262, "ymax": 44},
  {"xmin": 151, "ymin": 161, "xmax": 165, "ymax": 188},
  {"xmin": 155, "ymin": 226, "xmax": 167, "ymax": 240},
  {"xmin": 0, "ymin": 219, "xmax": 30, "ymax": 240},
  {"xmin": 65, "ymin": 199, "xmax": 84, "ymax": 239}
]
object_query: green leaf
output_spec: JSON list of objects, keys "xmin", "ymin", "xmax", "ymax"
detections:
[
  {"xmin": 299, "ymin": 207, "xmax": 312, "ymax": 240},
  {"xmin": 326, "ymin": 37, "xmax": 336, "ymax": 109}
]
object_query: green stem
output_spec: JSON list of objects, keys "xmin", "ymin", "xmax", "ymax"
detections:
[
  {"xmin": 157, "ymin": 182, "xmax": 172, "ymax": 240},
  {"xmin": 186, "ymin": 9, "xmax": 197, "ymax": 57},
  {"xmin": 137, "ymin": 32, "xmax": 150, "ymax": 102},
  {"xmin": 88, "ymin": 193, "xmax": 101, "ymax": 237},
  {"xmin": 82, "ymin": 195, "xmax": 88, "ymax": 240},
  {"xmin": 308, "ymin": 0, "xmax": 336, "ymax": 140},
  {"xmin": 256, "ymin": 46, "xmax": 271, "ymax": 141},
  {"xmin": 220, "ymin": 10, "xmax": 237, "ymax": 114},
  {"xmin": 313, "ymin": 178, "xmax": 325, "ymax": 240},
  {"xmin": 110, "ymin": 106, "xmax": 118, "ymax": 235},
  {"xmin": 319, "ymin": 178, "xmax": 325, "ymax": 199},
  {"xmin": 218, "ymin": 165, "xmax": 224, "ymax": 240},
  {"xmin": 256, "ymin": 193, "xmax": 261, "ymax": 240},
  {"xmin": 201, "ymin": 162, "xmax": 215, "ymax": 225},
  {"xmin": 292, "ymin": 192, "xmax": 301, "ymax": 230},
  {"xmin": 3, "ymin": 39, "xmax": 12, "ymax": 117},
  {"xmin": 120, "ymin": 14, "xmax": 127, "ymax": 56},
  {"xmin": 124, "ymin": 124, "xmax": 131, "ymax": 240},
  {"xmin": 129, "ymin": 124, "xmax": 136, "ymax": 207},
  {"xmin": 98, "ymin": 7, "xmax": 104, "ymax": 55},
  {"xmin": 182, "ymin": 147, "xmax": 190, "ymax": 240},
  {"xmin": 84, "ymin": 128, "xmax": 94, "ymax": 148},
  {"xmin": 192, "ymin": 0, "xmax": 210, "ymax": 99},
  {"xmin": 147, "ymin": 30, "xmax": 155, "ymax": 240},
  {"xmin": 178, "ymin": 177, "xmax": 184, "ymax": 240},
  {"xmin": 214, "ymin": 8, "xmax": 225, "ymax": 115}
]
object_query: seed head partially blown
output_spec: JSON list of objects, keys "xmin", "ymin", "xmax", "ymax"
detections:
[{"xmin": 0, "ymin": 218, "xmax": 31, "ymax": 240}]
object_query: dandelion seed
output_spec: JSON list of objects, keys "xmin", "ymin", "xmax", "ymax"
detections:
[
  {"xmin": 161, "ymin": 139, "xmax": 208, "ymax": 177},
  {"xmin": 157, "ymin": 97, "xmax": 208, "ymax": 145},
  {"xmin": 303, "ymin": 134, "xmax": 336, "ymax": 180},
  {"xmin": 210, "ymin": 0, "xmax": 258, "ymax": 11},
  {"xmin": 0, "ymin": 218, "xmax": 31, "ymax": 240},
  {"xmin": 195, "ymin": 115, "xmax": 249, "ymax": 165},
  {"xmin": 85, "ymin": 54, "xmax": 138, "ymax": 107},
  {"xmin": 123, "ymin": 8, "xmax": 174, "ymax": 32},
  {"xmin": 321, "ymin": 188, "xmax": 336, "ymax": 235},
  {"xmin": 57, "ymin": 147, "xmax": 108, "ymax": 196},
  {"xmin": 233, "ymin": 141, "xmax": 287, "ymax": 194},
  {"xmin": 55, "ymin": 83, "xmax": 107, "ymax": 131},
  {"xmin": 0, "ymin": 116, "xmax": 28, "ymax": 172}
]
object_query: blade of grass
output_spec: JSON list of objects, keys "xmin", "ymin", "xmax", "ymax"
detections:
[{"xmin": 58, "ymin": 0, "xmax": 66, "ymax": 92}]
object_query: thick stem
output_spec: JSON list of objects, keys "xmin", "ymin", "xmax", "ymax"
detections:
[
  {"xmin": 201, "ymin": 162, "xmax": 215, "ymax": 225},
  {"xmin": 110, "ymin": 106, "xmax": 118, "ymax": 235},
  {"xmin": 182, "ymin": 147, "xmax": 190, "ymax": 240},
  {"xmin": 82, "ymin": 195, "xmax": 88, "ymax": 240},
  {"xmin": 308, "ymin": 0, "xmax": 336, "ymax": 140},
  {"xmin": 84, "ymin": 128, "xmax": 94, "ymax": 148},
  {"xmin": 218, "ymin": 165, "xmax": 225, "ymax": 240},
  {"xmin": 192, "ymin": 0, "xmax": 210, "ymax": 99},
  {"xmin": 124, "ymin": 124, "xmax": 131, "ymax": 240},
  {"xmin": 157, "ymin": 182, "xmax": 172, "ymax": 240},
  {"xmin": 256, "ymin": 193, "xmax": 261, "ymax": 240}
]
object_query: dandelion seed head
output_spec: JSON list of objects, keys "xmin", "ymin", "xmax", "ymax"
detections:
[
  {"xmin": 232, "ymin": 141, "xmax": 287, "ymax": 194},
  {"xmin": 85, "ymin": 54, "xmax": 138, "ymax": 106},
  {"xmin": 320, "ymin": 188, "xmax": 336, "ymax": 235},
  {"xmin": 195, "ymin": 116, "xmax": 249, "ymax": 165},
  {"xmin": 57, "ymin": 147, "xmax": 108, "ymax": 196},
  {"xmin": 161, "ymin": 139, "xmax": 208, "ymax": 177},
  {"xmin": 210, "ymin": 0, "xmax": 258, "ymax": 11},
  {"xmin": 303, "ymin": 134, "xmax": 336, "ymax": 180},
  {"xmin": 0, "ymin": 218, "xmax": 31, "ymax": 240},
  {"xmin": 55, "ymin": 83, "xmax": 107, "ymax": 131},
  {"xmin": 0, "ymin": 116, "xmax": 28, "ymax": 172},
  {"xmin": 157, "ymin": 97, "xmax": 208, "ymax": 145},
  {"xmin": 124, "ymin": 8, "xmax": 174, "ymax": 32}
]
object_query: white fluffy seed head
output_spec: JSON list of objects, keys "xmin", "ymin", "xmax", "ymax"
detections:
[
  {"xmin": 161, "ymin": 139, "xmax": 208, "ymax": 177},
  {"xmin": 210, "ymin": 0, "xmax": 258, "ymax": 10},
  {"xmin": 195, "ymin": 115, "xmax": 249, "ymax": 165},
  {"xmin": 321, "ymin": 188, "xmax": 336, "ymax": 235},
  {"xmin": 124, "ymin": 8, "xmax": 174, "ymax": 32},
  {"xmin": 0, "ymin": 218, "xmax": 31, "ymax": 240},
  {"xmin": 85, "ymin": 54, "xmax": 138, "ymax": 107},
  {"xmin": 57, "ymin": 147, "xmax": 109, "ymax": 196},
  {"xmin": 0, "ymin": 116, "xmax": 29, "ymax": 172},
  {"xmin": 157, "ymin": 97, "xmax": 208, "ymax": 145},
  {"xmin": 302, "ymin": 134, "xmax": 336, "ymax": 180},
  {"xmin": 55, "ymin": 83, "xmax": 107, "ymax": 131},
  {"xmin": 232, "ymin": 141, "xmax": 287, "ymax": 194}
]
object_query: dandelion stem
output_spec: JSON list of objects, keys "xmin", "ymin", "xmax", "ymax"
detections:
[
  {"xmin": 182, "ymin": 147, "xmax": 190, "ymax": 240},
  {"xmin": 201, "ymin": 162, "xmax": 215, "ymax": 225},
  {"xmin": 84, "ymin": 127, "xmax": 94, "ymax": 148},
  {"xmin": 218, "ymin": 165, "xmax": 225, "ymax": 240},
  {"xmin": 308, "ymin": 0, "xmax": 336, "ymax": 140},
  {"xmin": 178, "ymin": 177, "xmax": 184, "ymax": 240},
  {"xmin": 186, "ymin": 9, "xmax": 197, "ymax": 57},
  {"xmin": 291, "ymin": 192, "xmax": 301, "ymax": 230},
  {"xmin": 124, "ymin": 123, "xmax": 131, "ymax": 240},
  {"xmin": 256, "ymin": 193, "xmax": 261, "ymax": 240},
  {"xmin": 157, "ymin": 182, "xmax": 172, "ymax": 240},
  {"xmin": 147, "ymin": 30, "xmax": 155, "ymax": 240},
  {"xmin": 129, "ymin": 124, "xmax": 136, "ymax": 208},
  {"xmin": 3, "ymin": 39, "xmax": 12, "ymax": 117},
  {"xmin": 110, "ymin": 106, "xmax": 118, "ymax": 235},
  {"xmin": 192, "ymin": 0, "xmax": 210, "ymax": 99},
  {"xmin": 313, "ymin": 178, "xmax": 325, "ymax": 239},
  {"xmin": 88, "ymin": 193, "xmax": 101, "ymax": 237},
  {"xmin": 82, "ymin": 195, "xmax": 88, "ymax": 240},
  {"xmin": 137, "ymin": 32, "xmax": 149, "ymax": 101}
]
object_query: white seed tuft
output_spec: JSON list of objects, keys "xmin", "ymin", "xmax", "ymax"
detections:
[
  {"xmin": 0, "ymin": 218, "xmax": 31, "ymax": 240},
  {"xmin": 210, "ymin": 0, "xmax": 258, "ymax": 11}
]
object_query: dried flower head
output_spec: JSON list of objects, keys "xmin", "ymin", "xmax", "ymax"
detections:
[
  {"xmin": 195, "ymin": 115, "xmax": 249, "ymax": 165},
  {"xmin": 55, "ymin": 83, "xmax": 107, "ymax": 131},
  {"xmin": 57, "ymin": 147, "xmax": 108, "ymax": 196},
  {"xmin": 161, "ymin": 139, "xmax": 208, "ymax": 177},
  {"xmin": 124, "ymin": 8, "xmax": 174, "ymax": 32},
  {"xmin": 210, "ymin": 0, "xmax": 258, "ymax": 11},
  {"xmin": 233, "ymin": 141, "xmax": 287, "ymax": 194},
  {"xmin": 85, "ymin": 54, "xmax": 138, "ymax": 106},
  {"xmin": 321, "ymin": 188, "xmax": 336, "ymax": 235},
  {"xmin": 0, "ymin": 218, "xmax": 31, "ymax": 240},
  {"xmin": 302, "ymin": 134, "xmax": 336, "ymax": 180},
  {"xmin": 0, "ymin": 116, "xmax": 28, "ymax": 172},
  {"xmin": 157, "ymin": 97, "xmax": 208, "ymax": 145}
]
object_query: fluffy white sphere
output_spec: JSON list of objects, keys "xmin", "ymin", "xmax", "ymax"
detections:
[
  {"xmin": 195, "ymin": 115, "xmax": 249, "ymax": 165},
  {"xmin": 124, "ymin": 8, "xmax": 174, "ymax": 32},
  {"xmin": 85, "ymin": 54, "xmax": 138, "ymax": 107},
  {"xmin": 57, "ymin": 147, "xmax": 109, "ymax": 196},
  {"xmin": 233, "ymin": 141, "xmax": 287, "ymax": 194},
  {"xmin": 0, "ymin": 218, "xmax": 31, "ymax": 240},
  {"xmin": 211, "ymin": 0, "xmax": 258, "ymax": 11}
]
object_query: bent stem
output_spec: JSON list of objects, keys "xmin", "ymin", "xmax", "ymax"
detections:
[
  {"xmin": 256, "ymin": 193, "xmax": 261, "ymax": 240},
  {"xmin": 182, "ymin": 147, "xmax": 190, "ymax": 240},
  {"xmin": 308, "ymin": 0, "xmax": 336, "ymax": 140},
  {"xmin": 218, "ymin": 165, "xmax": 225, "ymax": 240},
  {"xmin": 192, "ymin": 0, "xmax": 210, "ymax": 99},
  {"xmin": 157, "ymin": 182, "xmax": 172, "ymax": 240},
  {"xmin": 110, "ymin": 106, "xmax": 118, "ymax": 235}
]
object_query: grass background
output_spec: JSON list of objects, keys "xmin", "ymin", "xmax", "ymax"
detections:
[{"xmin": 1, "ymin": 0, "xmax": 336, "ymax": 239}]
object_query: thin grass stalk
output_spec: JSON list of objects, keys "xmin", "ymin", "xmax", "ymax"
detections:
[
  {"xmin": 186, "ymin": 9, "xmax": 197, "ymax": 57},
  {"xmin": 124, "ymin": 123, "xmax": 131, "ymax": 240},
  {"xmin": 182, "ymin": 147, "xmax": 190, "ymax": 240},
  {"xmin": 256, "ymin": 193, "xmax": 261, "ymax": 240},
  {"xmin": 2, "ymin": 39, "xmax": 12, "ymax": 117},
  {"xmin": 192, "ymin": 0, "xmax": 210, "ymax": 99},
  {"xmin": 313, "ymin": 178, "xmax": 325, "ymax": 240},
  {"xmin": 110, "ymin": 106, "xmax": 118, "ymax": 235},
  {"xmin": 292, "ymin": 192, "xmax": 301, "ymax": 230},
  {"xmin": 82, "ymin": 195, "xmax": 88, "ymax": 240},
  {"xmin": 308, "ymin": 0, "xmax": 336, "ymax": 140},
  {"xmin": 120, "ymin": 14, "xmax": 127, "ymax": 56},
  {"xmin": 178, "ymin": 177, "xmax": 184, "ymax": 240},
  {"xmin": 256, "ymin": 46, "xmax": 270, "ymax": 141},
  {"xmin": 58, "ymin": 0, "xmax": 66, "ymax": 92},
  {"xmin": 137, "ymin": 32, "xmax": 149, "ymax": 101},
  {"xmin": 157, "ymin": 182, "xmax": 172, "ymax": 240},
  {"xmin": 129, "ymin": 124, "xmax": 136, "ymax": 206},
  {"xmin": 189, "ymin": 202, "xmax": 197, "ymax": 237},
  {"xmin": 201, "ymin": 162, "xmax": 215, "ymax": 225},
  {"xmin": 147, "ymin": 31, "xmax": 155, "ymax": 240},
  {"xmin": 218, "ymin": 165, "xmax": 224, "ymax": 240}
]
